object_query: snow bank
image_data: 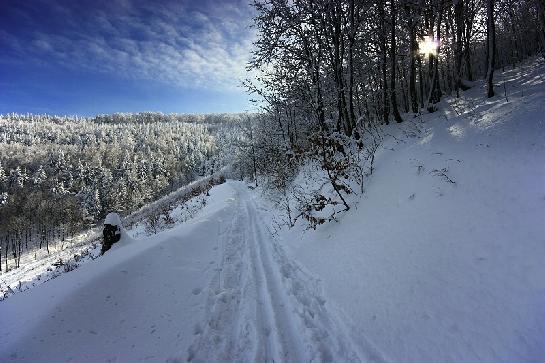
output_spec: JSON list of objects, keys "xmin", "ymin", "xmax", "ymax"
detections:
[{"xmin": 1, "ymin": 171, "xmax": 227, "ymax": 300}]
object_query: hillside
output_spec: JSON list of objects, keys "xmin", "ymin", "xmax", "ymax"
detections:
[
  {"xmin": 1, "ymin": 60, "xmax": 545, "ymax": 362},
  {"xmin": 274, "ymin": 58, "xmax": 545, "ymax": 361}
]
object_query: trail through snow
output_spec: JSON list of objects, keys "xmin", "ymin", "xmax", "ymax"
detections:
[
  {"xmin": 187, "ymin": 182, "xmax": 382, "ymax": 362},
  {"xmin": 1, "ymin": 182, "xmax": 376, "ymax": 362}
]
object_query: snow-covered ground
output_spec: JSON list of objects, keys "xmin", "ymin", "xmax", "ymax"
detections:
[
  {"xmin": 274, "ymin": 58, "xmax": 545, "ymax": 362},
  {"xmin": 1, "ymin": 59, "xmax": 545, "ymax": 362},
  {"xmin": 1, "ymin": 182, "xmax": 372, "ymax": 362},
  {"xmin": 1, "ymin": 184, "xmax": 231, "ymax": 362},
  {"xmin": 0, "ymin": 230, "xmax": 103, "ymax": 300}
]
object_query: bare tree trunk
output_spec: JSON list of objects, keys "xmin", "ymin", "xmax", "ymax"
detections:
[
  {"xmin": 379, "ymin": 1, "xmax": 390, "ymax": 124},
  {"xmin": 537, "ymin": 0, "xmax": 545, "ymax": 59},
  {"xmin": 463, "ymin": 0, "xmax": 476, "ymax": 81},
  {"xmin": 486, "ymin": 0, "xmax": 495, "ymax": 98},
  {"xmin": 4, "ymin": 236, "xmax": 8, "ymax": 272},
  {"xmin": 454, "ymin": 0, "xmax": 464, "ymax": 97},
  {"xmin": 390, "ymin": 0, "xmax": 403, "ymax": 123},
  {"xmin": 418, "ymin": 56, "xmax": 425, "ymax": 109},
  {"xmin": 427, "ymin": 1, "xmax": 444, "ymax": 111},
  {"xmin": 407, "ymin": 5, "xmax": 419, "ymax": 114},
  {"xmin": 46, "ymin": 227, "xmax": 50, "ymax": 254},
  {"xmin": 347, "ymin": 0, "xmax": 357, "ymax": 133},
  {"xmin": 335, "ymin": 2, "xmax": 352, "ymax": 136}
]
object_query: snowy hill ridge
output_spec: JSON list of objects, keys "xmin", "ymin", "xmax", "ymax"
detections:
[{"xmin": 1, "ymin": 59, "xmax": 544, "ymax": 362}]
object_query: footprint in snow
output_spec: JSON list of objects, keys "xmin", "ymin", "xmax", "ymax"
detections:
[{"xmin": 192, "ymin": 288, "xmax": 202, "ymax": 295}]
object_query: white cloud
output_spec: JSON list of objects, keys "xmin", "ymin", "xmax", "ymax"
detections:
[{"xmin": 1, "ymin": 0, "xmax": 256, "ymax": 91}]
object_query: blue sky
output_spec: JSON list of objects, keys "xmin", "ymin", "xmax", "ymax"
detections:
[{"xmin": 0, "ymin": 0, "xmax": 255, "ymax": 116}]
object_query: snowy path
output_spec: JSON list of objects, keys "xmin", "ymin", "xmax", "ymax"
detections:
[
  {"xmin": 187, "ymin": 182, "xmax": 382, "ymax": 362},
  {"xmin": 0, "ymin": 182, "xmax": 379, "ymax": 362}
]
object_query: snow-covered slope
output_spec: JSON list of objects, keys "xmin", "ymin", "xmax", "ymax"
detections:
[
  {"xmin": 276, "ymin": 59, "xmax": 545, "ymax": 362},
  {"xmin": 1, "ymin": 59, "xmax": 544, "ymax": 362}
]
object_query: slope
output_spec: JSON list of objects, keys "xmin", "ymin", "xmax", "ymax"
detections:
[{"xmin": 276, "ymin": 58, "xmax": 545, "ymax": 362}]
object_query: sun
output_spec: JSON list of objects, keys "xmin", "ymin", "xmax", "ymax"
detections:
[{"xmin": 419, "ymin": 36, "xmax": 439, "ymax": 56}]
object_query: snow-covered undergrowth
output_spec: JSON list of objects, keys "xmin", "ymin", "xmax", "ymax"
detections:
[
  {"xmin": 0, "ymin": 173, "xmax": 225, "ymax": 300},
  {"xmin": 263, "ymin": 58, "xmax": 545, "ymax": 361}
]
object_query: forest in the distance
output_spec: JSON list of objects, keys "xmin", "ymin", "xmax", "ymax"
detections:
[{"xmin": 0, "ymin": 112, "xmax": 257, "ymax": 270}]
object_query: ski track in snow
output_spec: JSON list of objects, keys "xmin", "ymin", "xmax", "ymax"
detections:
[{"xmin": 187, "ymin": 182, "xmax": 382, "ymax": 362}]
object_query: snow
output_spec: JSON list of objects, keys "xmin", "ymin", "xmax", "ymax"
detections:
[
  {"xmin": 274, "ymin": 58, "xmax": 545, "ymax": 362},
  {"xmin": 104, "ymin": 212, "xmax": 123, "ymax": 226},
  {"xmin": 0, "ymin": 184, "xmax": 233, "ymax": 362},
  {"xmin": 0, "ymin": 230, "xmax": 103, "ymax": 299},
  {"xmin": 1, "ymin": 182, "xmax": 368, "ymax": 362},
  {"xmin": 1, "ymin": 59, "xmax": 545, "ymax": 362}
]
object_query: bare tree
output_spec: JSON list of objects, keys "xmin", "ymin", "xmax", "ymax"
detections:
[
  {"xmin": 486, "ymin": 0, "xmax": 496, "ymax": 97},
  {"xmin": 454, "ymin": 0, "xmax": 464, "ymax": 97},
  {"xmin": 537, "ymin": 0, "xmax": 545, "ymax": 59},
  {"xmin": 390, "ymin": 0, "xmax": 404, "ymax": 122}
]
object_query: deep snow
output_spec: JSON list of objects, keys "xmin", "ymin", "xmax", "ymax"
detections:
[
  {"xmin": 1, "ymin": 59, "xmax": 545, "ymax": 362},
  {"xmin": 0, "ymin": 176, "xmax": 212, "ymax": 299}
]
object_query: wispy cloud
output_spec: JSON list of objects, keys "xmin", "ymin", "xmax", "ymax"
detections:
[{"xmin": 0, "ymin": 0, "xmax": 255, "ymax": 91}]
